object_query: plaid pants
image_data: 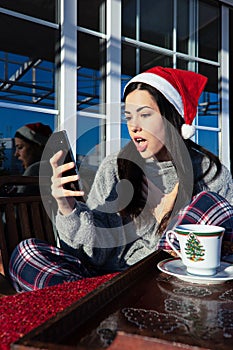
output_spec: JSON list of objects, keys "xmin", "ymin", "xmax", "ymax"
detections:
[
  {"xmin": 9, "ymin": 191, "xmax": 233, "ymax": 292},
  {"xmin": 158, "ymin": 191, "xmax": 233, "ymax": 250},
  {"xmin": 9, "ymin": 239, "xmax": 92, "ymax": 292}
]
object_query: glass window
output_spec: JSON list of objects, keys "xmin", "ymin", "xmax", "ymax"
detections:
[
  {"xmin": 0, "ymin": 107, "xmax": 55, "ymax": 175},
  {"xmin": 198, "ymin": 0, "xmax": 220, "ymax": 61},
  {"xmin": 197, "ymin": 86, "xmax": 219, "ymax": 155},
  {"xmin": 140, "ymin": 51, "xmax": 173, "ymax": 72},
  {"xmin": 77, "ymin": 116, "xmax": 103, "ymax": 158},
  {"xmin": 77, "ymin": 116, "xmax": 105, "ymax": 192},
  {"xmin": 122, "ymin": 44, "xmax": 136, "ymax": 78},
  {"xmin": 198, "ymin": 63, "xmax": 219, "ymax": 127},
  {"xmin": 121, "ymin": 122, "xmax": 130, "ymax": 147},
  {"xmin": 177, "ymin": 0, "xmax": 219, "ymax": 60},
  {"xmin": 176, "ymin": 60, "xmax": 189, "ymax": 71},
  {"xmin": 197, "ymin": 130, "xmax": 219, "ymax": 155},
  {"xmin": 76, "ymin": 29, "xmax": 107, "ymax": 168},
  {"xmin": 78, "ymin": 0, "xmax": 106, "ymax": 32},
  {"xmin": 140, "ymin": 0, "xmax": 173, "ymax": 49},
  {"xmin": 78, "ymin": 67, "xmax": 102, "ymax": 110},
  {"xmin": 0, "ymin": 13, "xmax": 58, "ymax": 108},
  {"xmin": 77, "ymin": 32, "xmax": 106, "ymax": 110},
  {"xmin": 0, "ymin": 0, "xmax": 58, "ymax": 23},
  {"xmin": 122, "ymin": 45, "xmax": 173, "ymax": 85},
  {"xmin": 177, "ymin": 0, "xmax": 190, "ymax": 53},
  {"xmin": 0, "ymin": 52, "xmax": 55, "ymax": 108},
  {"xmin": 122, "ymin": 0, "xmax": 136, "ymax": 38},
  {"xmin": 122, "ymin": 0, "xmax": 173, "ymax": 48}
]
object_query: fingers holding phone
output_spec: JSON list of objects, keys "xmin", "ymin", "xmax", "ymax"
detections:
[{"xmin": 50, "ymin": 150, "xmax": 85, "ymax": 215}]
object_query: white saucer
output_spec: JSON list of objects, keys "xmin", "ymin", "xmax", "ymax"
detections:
[{"xmin": 157, "ymin": 258, "xmax": 233, "ymax": 284}]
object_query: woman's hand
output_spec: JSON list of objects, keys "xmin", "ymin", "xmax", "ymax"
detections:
[
  {"xmin": 50, "ymin": 150, "xmax": 85, "ymax": 216},
  {"xmin": 142, "ymin": 176, "xmax": 179, "ymax": 223}
]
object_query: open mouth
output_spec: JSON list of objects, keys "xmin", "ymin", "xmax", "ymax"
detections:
[
  {"xmin": 134, "ymin": 137, "xmax": 148, "ymax": 152},
  {"xmin": 135, "ymin": 137, "xmax": 145, "ymax": 143}
]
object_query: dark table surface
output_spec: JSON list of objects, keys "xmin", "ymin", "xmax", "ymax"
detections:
[{"xmin": 13, "ymin": 249, "xmax": 233, "ymax": 350}]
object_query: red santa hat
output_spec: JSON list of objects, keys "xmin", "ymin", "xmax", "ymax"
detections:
[
  {"xmin": 15, "ymin": 122, "xmax": 52, "ymax": 146},
  {"xmin": 124, "ymin": 66, "xmax": 208, "ymax": 139}
]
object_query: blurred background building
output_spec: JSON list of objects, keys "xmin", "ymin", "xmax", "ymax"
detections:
[{"xmin": 0, "ymin": 0, "xmax": 233, "ymax": 180}]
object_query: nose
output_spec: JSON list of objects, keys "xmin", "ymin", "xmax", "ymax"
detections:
[{"xmin": 129, "ymin": 119, "xmax": 142, "ymax": 133}]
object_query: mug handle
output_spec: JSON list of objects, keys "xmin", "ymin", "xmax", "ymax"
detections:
[{"xmin": 166, "ymin": 230, "xmax": 182, "ymax": 259}]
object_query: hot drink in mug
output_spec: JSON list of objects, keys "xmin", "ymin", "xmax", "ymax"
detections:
[{"xmin": 166, "ymin": 224, "xmax": 225, "ymax": 276}]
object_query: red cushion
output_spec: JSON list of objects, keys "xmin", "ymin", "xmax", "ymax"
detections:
[{"xmin": 0, "ymin": 273, "xmax": 117, "ymax": 349}]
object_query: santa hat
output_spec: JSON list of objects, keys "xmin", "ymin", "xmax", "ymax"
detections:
[
  {"xmin": 15, "ymin": 122, "xmax": 52, "ymax": 146},
  {"xmin": 124, "ymin": 66, "xmax": 208, "ymax": 139}
]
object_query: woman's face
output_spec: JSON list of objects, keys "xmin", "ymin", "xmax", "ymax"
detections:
[
  {"xmin": 14, "ymin": 137, "xmax": 39, "ymax": 169},
  {"xmin": 124, "ymin": 89, "xmax": 167, "ymax": 160}
]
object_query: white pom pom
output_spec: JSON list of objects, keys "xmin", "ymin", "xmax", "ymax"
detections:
[{"xmin": 181, "ymin": 124, "xmax": 196, "ymax": 139}]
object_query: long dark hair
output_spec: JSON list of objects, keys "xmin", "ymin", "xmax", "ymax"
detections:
[{"xmin": 117, "ymin": 82, "xmax": 221, "ymax": 223}]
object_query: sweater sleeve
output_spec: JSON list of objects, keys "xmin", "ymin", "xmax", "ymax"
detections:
[
  {"xmin": 55, "ymin": 153, "xmax": 131, "ymax": 269},
  {"xmin": 209, "ymin": 164, "xmax": 233, "ymax": 205},
  {"xmin": 193, "ymin": 153, "xmax": 233, "ymax": 205}
]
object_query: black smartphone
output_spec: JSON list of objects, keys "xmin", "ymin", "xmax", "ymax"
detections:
[{"xmin": 48, "ymin": 130, "xmax": 83, "ymax": 193}]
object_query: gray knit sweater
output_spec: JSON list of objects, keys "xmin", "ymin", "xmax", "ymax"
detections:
[{"xmin": 56, "ymin": 152, "xmax": 233, "ymax": 273}]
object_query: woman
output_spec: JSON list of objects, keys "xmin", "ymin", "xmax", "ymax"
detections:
[
  {"xmin": 13, "ymin": 122, "xmax": 52, "ymax": 194},
  {"xmin": 9, "ymin": 67, "xmax": 233, "ymax": 291}
]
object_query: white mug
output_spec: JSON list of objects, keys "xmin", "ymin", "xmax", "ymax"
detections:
[{"xmin": 166, "ymin": 224, "xmax": 225, "ymax": 276}]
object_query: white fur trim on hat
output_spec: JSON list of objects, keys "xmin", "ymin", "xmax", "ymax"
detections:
[
  {"xmin": 181, "ymin": 124, "xmax": 196, "ymax": 139},
  {"xmin": 16, "ymin": 125, "xmax": 49, "ymax": 146},
  {"xmin": 124, "ymin": 72, "xmax": 184, "ymax": 117}
]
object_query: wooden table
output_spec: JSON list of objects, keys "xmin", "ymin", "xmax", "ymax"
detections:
[{"xmin": 12, "ymin": 250, "xmax": 233, "ymax": 350}]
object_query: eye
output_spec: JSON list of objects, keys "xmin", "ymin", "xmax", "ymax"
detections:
[
  {"xmin": 140, "ymin": 113, "xmax": 151, "ymax": 118},
  {"xmin": 123, "ymin": 112, "xmax": 132, "ymax": 121}
]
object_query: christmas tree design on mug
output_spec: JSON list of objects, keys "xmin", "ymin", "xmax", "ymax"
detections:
[{"xmin": 184, "ymin": 233, "xmax": 205, "ymax": 262}]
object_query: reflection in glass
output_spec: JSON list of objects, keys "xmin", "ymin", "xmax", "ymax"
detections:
[
  {"xmin": 122, "ymin": 0, "xmax": 136, "ymax": 38},
  {"xmin": 198, "ymin": 130, "xmax": 219, "ymax": 156},
  {"xmin": 122, "ymin": 44, "xmax": 136, "ymax": 78},
  {"xmin": 140, "ymin": 51, "xmax": 173, "ymax": 72},
  {"xmin": 0, "ymin": 13, "xmax": 58, "ymax": 108},
  {"xmin": 0, "ymin": 107, "xmax": 55, "ymax": 175},
  {"xmin": 0, "ymin": 0, "xmax": 57, "ymax": 23},
  {"xmin": 177, "ymin": 0, "xmax": 190, "ymax": 53},
  {"xmin": 140, "ymin": 0, "xmax": 173, "ymax": 49},
  {"xmin": 77, "ymin": 32, "xmax": 106, "ymax": 109},
  {"xmin": 78, "ymin": 0, "xmax": 106, "ymax": 32},
  {"xmin": 198, "ymin": 0, "xmax": 219, "ymax": 61}
]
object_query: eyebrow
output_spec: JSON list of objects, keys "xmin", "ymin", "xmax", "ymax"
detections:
[{"xmin": 124, "ymin": 105, "xmax": 153, "ymax": 113}]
